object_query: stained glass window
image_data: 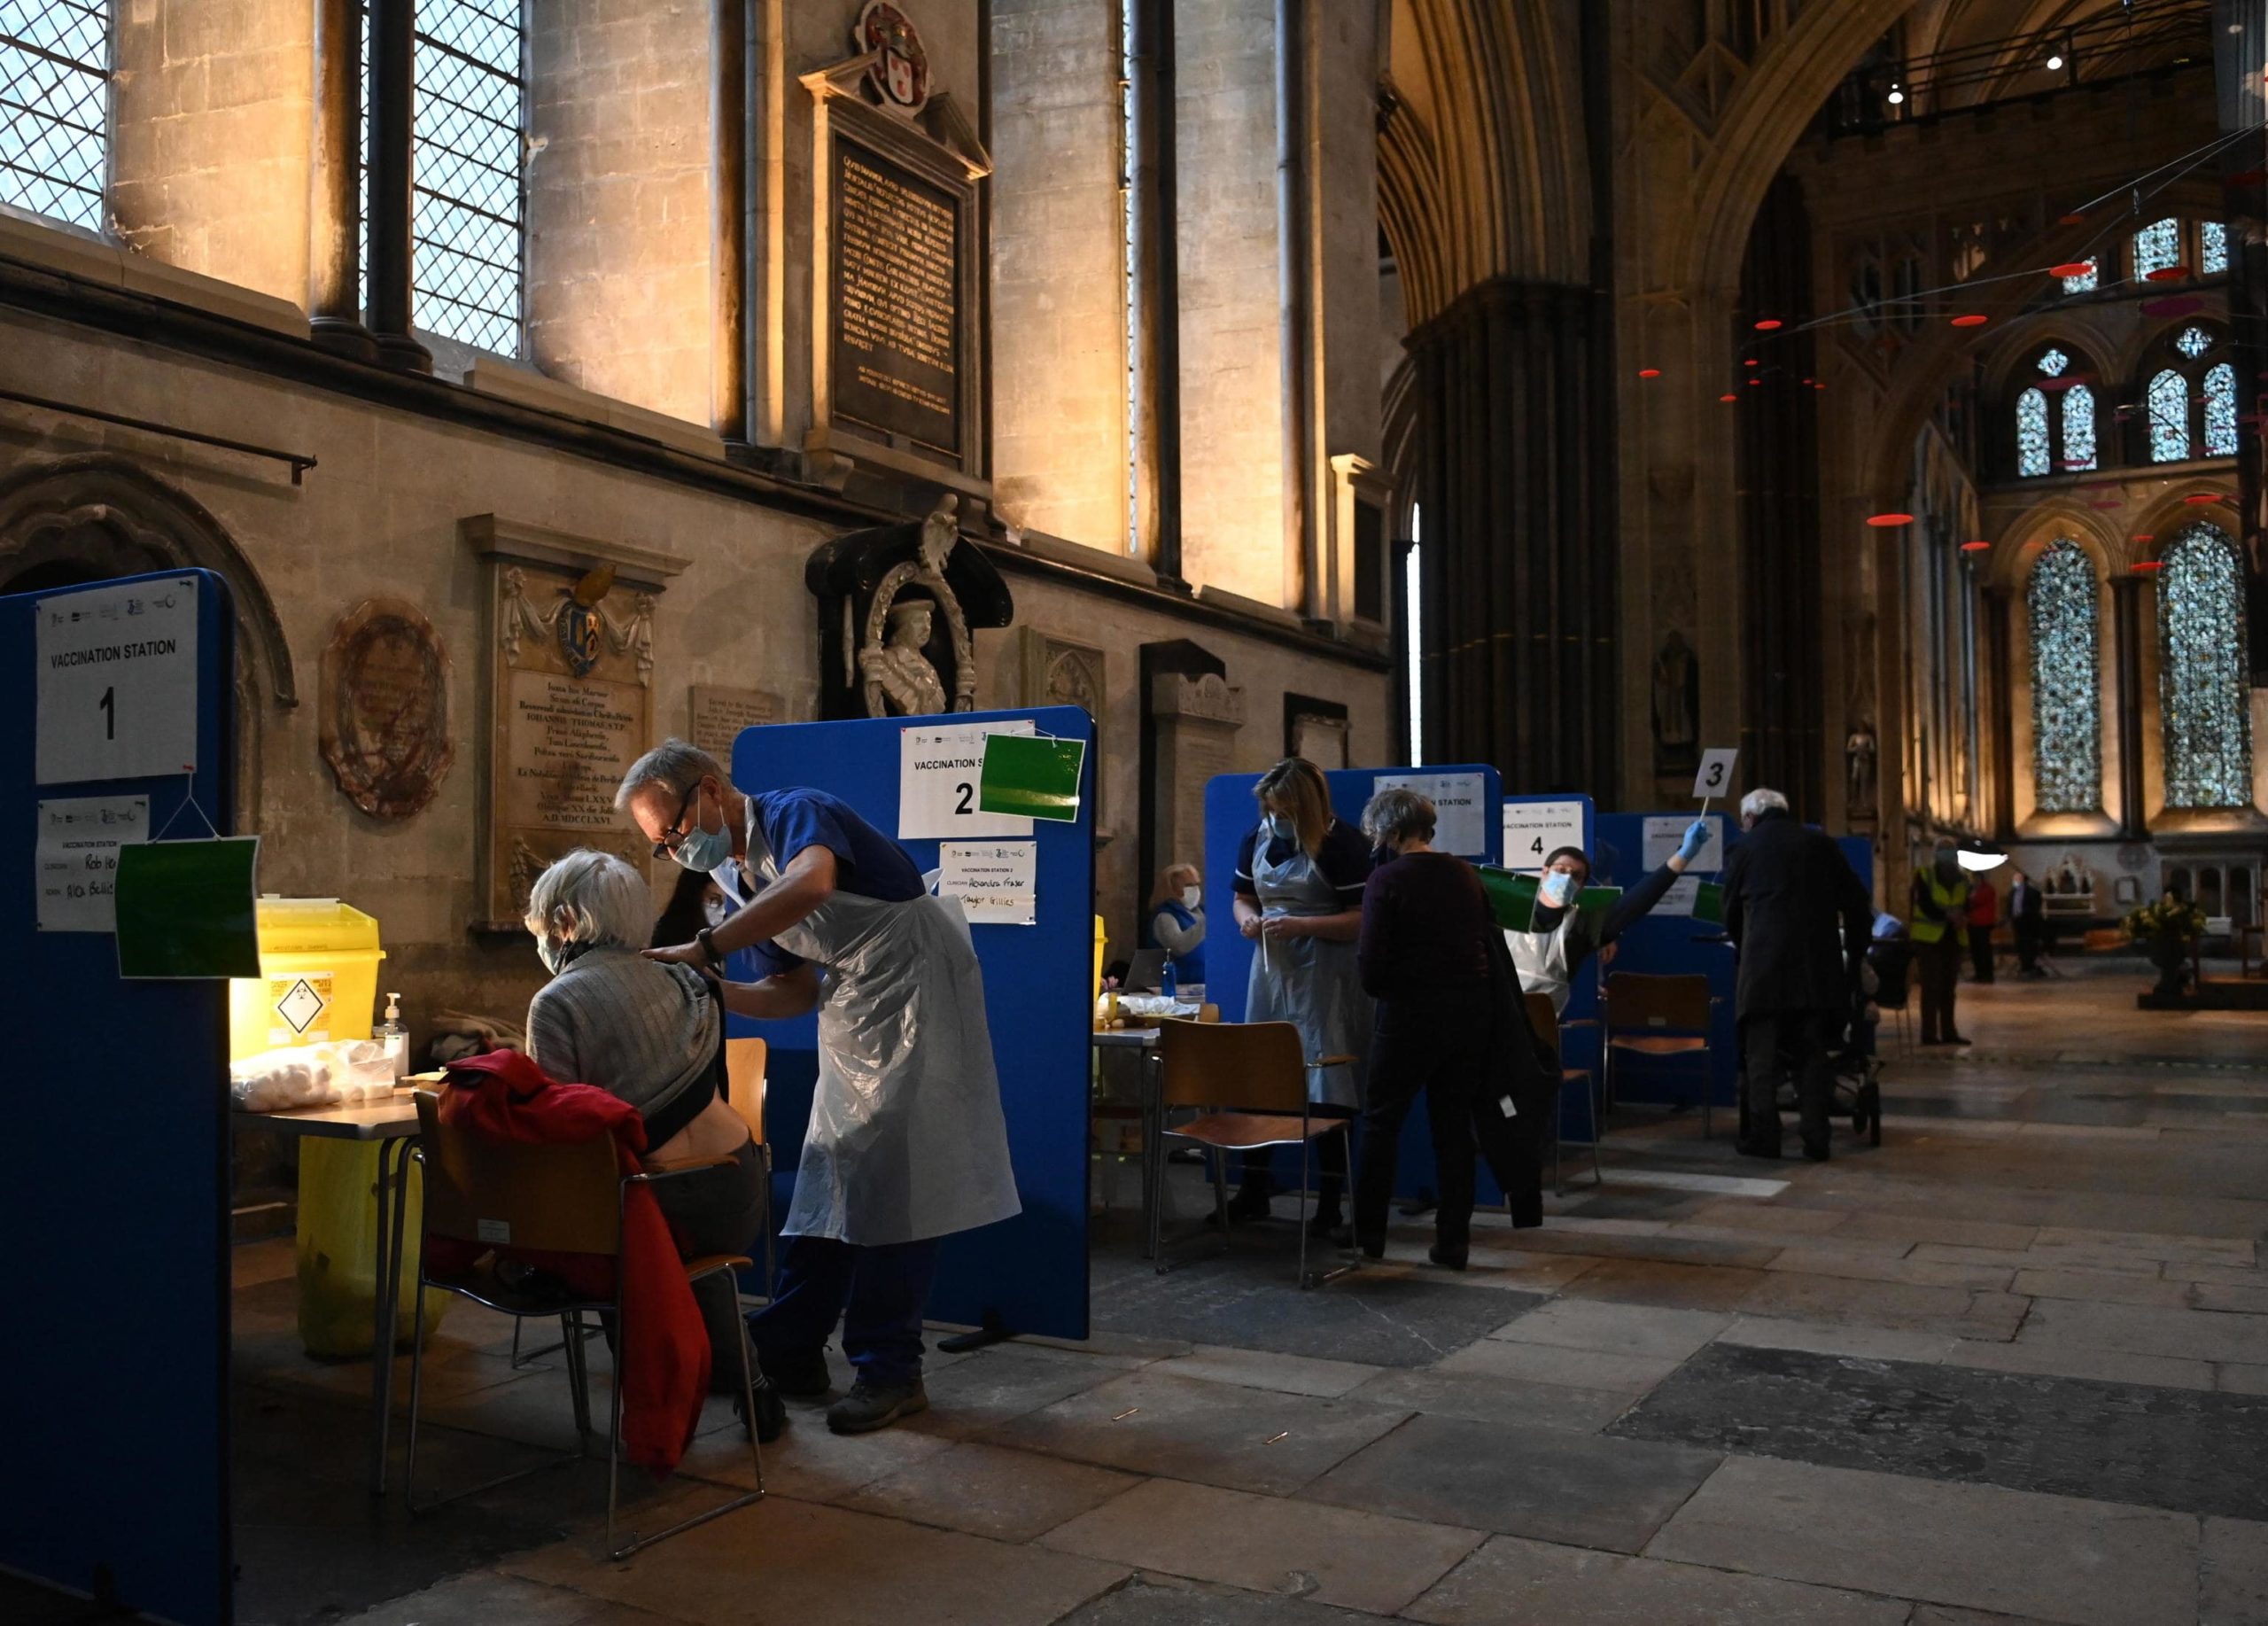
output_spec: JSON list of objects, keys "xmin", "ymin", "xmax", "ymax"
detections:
[
  {"xmin": 2175, "ymin": 326, "xmax": 2212, "ymax": 361},
  {"xmin": 0, "ymin": 0, "xmax": 110, "ymax": 232},
  {"xmin": 2133, "ymin": 216, "xmax": 2180, "ymax": 281},
  {"xmin": 2026, "ymin": 540, "xmax": 2101, "ymax": 813},
  {"xmin": 2204, "ymin": 362, "xmax": 2237, "ymax": 458},
  {"xmin": 2060, "ymin": 259, "xmax": 2098, "ymax": 294},
  {"xmin": 2016, "ymin": 387, "xmax": 2050, "ymax": 478},
  {"xmin": 2202, "ymin": 220, "xmax": 2229, "ymax": 276},
  {"xmin": 2148, "ymin": 370, "xmax": 2191, "ymax": 463},
  {"xmin": 2157, "ymin": 522, "xmax": 2252, "ymax": 808},
  {"xmin": 2037, "ymin": 348, "xmax": 2070, "ymax": 377},
  {"xmin": 411, "ymin": 0, "xmax": 524, "ymax": 354},
  {"xmin": 2062, "ymin": 385, "xmax": 2096, "ymax": 471}
]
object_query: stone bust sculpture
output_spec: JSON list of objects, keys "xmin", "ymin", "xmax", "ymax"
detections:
[{"xmin": 859, "ymin": 598, "xmax": 950, "ymax": 717}]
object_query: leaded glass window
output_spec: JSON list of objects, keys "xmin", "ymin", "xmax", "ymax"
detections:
[
  {"xmin": 412, "ymin": 0, "xmax": 524, "ymax": 354},
  {"xmin": 2202, "ymin": 220, "xmax": 2229, "ymax": 276},
  {"xmin": 2026, "ymin": 540, "xmax": 2101, "ymax": 813},
  {"xmin": 2062, "ymin": 385, "xmax": 2096, "ymax": 471},
  {"xmin": 2037, "ymin": 347, "xmax": 2070, "ymax": 377},
  {"xmin": 2157, "ymin": 522, "xmax": 2252, "ymax": 809},
  {"xmin": 2148, "ymin": 370, "xmax": 2191, "ymax": 463},
  {"xmin": 2016, "ymin": 387, "xmax": 2050, "ymax": 478},
  {"xmin": 2176, "ymin": 325, "xmax": 2212, "ymax": 361},
  {"xmin": 0, "ymin": 0, "xmax": 110, "ymax": 232},
  {"xmin": 2060, "ymin": 259, "xmax": 2098, "ymax": 294},
  {"xmin": 2133, "ymin": 216, "xmax": 2180, "ymax": 280},
  {"xmin": 2205, "ymin": 362, "xmax": 2238, "ymax": 458}
]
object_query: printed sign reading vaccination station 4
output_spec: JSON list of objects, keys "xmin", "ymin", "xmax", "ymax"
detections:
[{"xmin": 35, "ymin": 578, "xmax": 200, "ymax": 786}]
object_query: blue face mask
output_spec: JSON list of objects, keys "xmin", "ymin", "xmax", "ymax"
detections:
[
  {"xmin": 1539, "ymin": 870, "xmax": 1577, "ymax": 908},
  {"xmin": 1263, "ymin": 813, "xmax": 1293, "ymax": 842},
  {"xmin": 673, "ymin": 788, "xmax": 733, "ymax": 874}
]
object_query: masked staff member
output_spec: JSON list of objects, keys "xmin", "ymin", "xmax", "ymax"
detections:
[
  {"xmin": 620, "ymin": 740, "xmax": 1019, "ymax": 1436},
  {"xmin": 1229, "ymin": 758, "xmax": 1373, "ymax": 1238},
  {"xmin": 1508, "ymin": 819, "xmax": 1714, "ymax": 1015},
  {"xmin": 1911, "ymin": 838, "xmax": 1973, "ymax": 1046}
]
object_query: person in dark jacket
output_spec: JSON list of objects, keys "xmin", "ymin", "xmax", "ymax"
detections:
[
  {"xmin": 1720, "ymin": 789, "xmax": 1873, "ymax": 1162},
  {"xmin": 1351, "ymin": 787, "xmax": 1534, "ymax": 1266},
  {"xmin": 2008, "ymin": 868, "xmax": 2047, "ymax": 976}
]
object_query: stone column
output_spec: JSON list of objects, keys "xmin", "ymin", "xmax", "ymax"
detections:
[
  {"xmin": 2111, "ymin": 574, "xmax": 2148, "ymax": 838},
  {"xmin": 308, "ymin": 0, "xmax": 377, "ymax": 361},
  {"xmin": 1128, "ymin": 0, "xmax": 1183, "ymax": 582},
  {"xmin": 1984, "ymin": 585, "xmax": 2016, "ymax": 842},
  {"xmin": 364, "ymin": 0, "xmax": 430, "ymax": 371},
  {"xmin": 712, "ymin": 0, "xmax": 750, "ymax": 447},
  {"xmin": 1406, "ymin": 278, "xmax": 1618, "ymax": 797}
]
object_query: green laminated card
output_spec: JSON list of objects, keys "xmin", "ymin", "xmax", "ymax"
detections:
[
  {"xmin": 114, "ymin": 836, "xmax": 261, "ymax": 979},
  {"xmin": 1478, "ymin": 867, "xmax": 1538, "ymax": 930},
  {"xmin": 1693, "ymin": 880, "xmax": 1725, "ymax": 925},
  {"xmin": 978, "ymin": 732, "xmax": 1086, "ymax": 822}
]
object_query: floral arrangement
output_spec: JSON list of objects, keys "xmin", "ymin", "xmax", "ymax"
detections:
[{"xmin": 2124, "ymin": 897, "xmax": 2208, "ymax": 944}]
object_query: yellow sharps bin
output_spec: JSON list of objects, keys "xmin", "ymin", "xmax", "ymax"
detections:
[{"xmin": 231, "ymin": 897, "xmax": 445, "ymax": 1356}]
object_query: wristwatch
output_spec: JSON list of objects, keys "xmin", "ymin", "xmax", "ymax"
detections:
[{"xmin": 695, "ymin": 926, "xmax": 722, "ymax": 968}]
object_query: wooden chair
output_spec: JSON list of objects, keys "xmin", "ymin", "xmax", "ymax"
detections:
[
  {"xmin": 1526, "ymin": 992, "xmax": 1602, "ymax": 1194},
  {"xmin": 1600, "ymin": 972, "xmax": 1720, "ymax": 1140},
  {"xmin": 724, "ymin": 1036, "xmax": 776, "ymax": 1295},
  {"xmin": 1148, "ymin": 1018, "xmax": 1355, "ymax": 1288},
  {"xmin": 404, "ymin": 1091, "xmax": 763, "ymax": 1560}
]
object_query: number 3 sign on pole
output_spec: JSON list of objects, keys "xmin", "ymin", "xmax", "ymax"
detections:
[{"xmin": 1692, "ymin": 748, "xmax": 1737, "ymax": 816}]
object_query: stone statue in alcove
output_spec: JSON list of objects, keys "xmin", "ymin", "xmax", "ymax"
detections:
[
  {"xmin": 860, "ymin": 598, "xmax": 951, "ymax": 717},
  {"xmin": 1651, "ymin": 629, "xmax": 1699, "ymax": 774},
  {"xmin": 1845, "ymin": 720, "xmax": 1878, "ymax": 817},
  {"xmin": 805, "ymin": 494, "xmax": 1014, "ymax": 720}
]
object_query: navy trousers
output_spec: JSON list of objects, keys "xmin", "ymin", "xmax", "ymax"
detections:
[{"xmin": 747, "ymin": 1233, "xmax": 940, "ymax": 1387}]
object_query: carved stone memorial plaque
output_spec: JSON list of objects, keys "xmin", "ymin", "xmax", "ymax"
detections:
[
  {"xmin": 831, "ymin": 137, "xmax": 961, "ymax": 455},
  {"xmin": 464, "ymin": 517, "xmax": 687, "ymax": 930},
  {"xmin": 320, "ymin": 597, "xmax": 452, "ymax": 819},
  {"xmin": 690, "ymin": 684, "xmax": 783, "ymax": 762}
]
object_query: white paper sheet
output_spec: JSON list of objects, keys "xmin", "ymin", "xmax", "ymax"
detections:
[
  {"xmin": 36, "ymin": 794, "xmax": 149, "ymax": 931},
  {"xmin": 36, "ymin": 578, "xmax": 200, "ymax": 784},
  {"xmin": 1643, "ymin": 814, "xmax": 1723, "ymax": 872},
  {"xmin": 938, "ymin": 840, "xmax": 1038, "ymax": 925},
  {"xmin": 897, "ymin": 720, "xmax": 1037, "ymax": 840},
  {"xmin": 1374, "ymin": 771, "xmax": 1487, "ymax": 858}
]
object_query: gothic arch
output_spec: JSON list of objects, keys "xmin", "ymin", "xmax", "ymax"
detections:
[{"xmin": 1988, "ymin": 499, "xmax": 2120, "ymax": 590}]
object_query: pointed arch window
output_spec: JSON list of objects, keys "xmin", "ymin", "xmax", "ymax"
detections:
[
  {"xmin": 2157, "ymin": 521, "xmax": 2253, "ymax": 809},
  {"xmin": 2025, "ymin": 540, "xmax": 2102, "ymax": 814},
  {"xmin": 2132, "ymin": 217, "xmax": 2232, "ymax": 286},
  {"xmin": 2147, "ymin": 325, "xmax": 2234, "ymax": 464},
  {"xmin": 2013, "ymin": 346, "xmax": 2095, "ymax": 477}
]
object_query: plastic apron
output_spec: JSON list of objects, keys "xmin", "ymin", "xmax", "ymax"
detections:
[
  {"xmin": 1244, "ymin": 829, "xmax": 1370, "ymax": 1109},
  {"xmin": 741, "ymin": 811, "xmax": 1021, "ymax": 1247},
  {"xmin": 1509, "ymin": 910, "xmax": 1580, "ymax": 1015}
]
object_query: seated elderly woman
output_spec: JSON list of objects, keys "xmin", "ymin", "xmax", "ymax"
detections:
[{"xmin": 523, "ymin": 849, "xmax": 784, "ymax": 1441}]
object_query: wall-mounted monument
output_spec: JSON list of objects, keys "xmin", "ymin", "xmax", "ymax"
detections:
[
  {"xmin": 462, "ymin": 515, "xmax": 688, "ymax": 930},
  {"xmin": 319, "ymin": 597, "xmax": 452, "ymax": 819},
  {"xmin": 802, "ymin": 11, "xmax": 993, "ymax": 494},
  {"xmin": 806, "ymin": 495, "xmax": 1013, "ymax": 720}
]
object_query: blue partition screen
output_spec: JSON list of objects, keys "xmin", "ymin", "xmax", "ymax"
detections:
[
  {"xmin": 730, "ymin": 708, "xmax": 1095, "ymax": 1340},
  {"xmin": 1, "ymin": 570, "xmax": 234, "ymax": 1624}
]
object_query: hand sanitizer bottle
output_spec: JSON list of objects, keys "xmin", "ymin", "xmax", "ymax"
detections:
[
  {"xmin": 378, "ymin": 992, "xmax": 408, "ymax": 1081},
  {"xmin": 1161, "ymin": 956, "xmax": 1178, "ymax": 1001}
]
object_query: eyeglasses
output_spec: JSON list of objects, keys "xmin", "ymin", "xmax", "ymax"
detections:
[{"xmin": 650, "ymin": 782, "xmax": 699, "ymax": 860}]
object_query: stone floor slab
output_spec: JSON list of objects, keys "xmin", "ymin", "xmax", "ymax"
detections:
[
  {"xmin": 2194, "ymin": 1281, "xmax": 2268, "ymax": 1316},
  {"xmin": 2218, "ymin": 1363, "xmax": 2268, "ymax": 1396},
  {"xmin": 2017, "ymin": 1299, "xmax": 2268, "ymax": 1366},
  {"xmin": 2010, "ymin": 1269, "xmax": 2194, "ymax": 1309},
  {"xmin": 1048, "ymin": 1578, "xmax": 1384, "ymax": 1626},
  {"xmin": 1612, "ymin": 1341, "xmax": 2268, "ymax": 1521},
  {"xmin": 1736, "ymin": 1271, "xmax": 2030, "ymax": 1340},
  {"xmin": 1551, "ymin": 1256, "xmax": 1771, "ymax": 1312},
  {"xmin": 341, "ymin": 1573, "xmax": 672, "ymax": 1625},
  {"xmin": 502, "ymin": 1495, "xmax": 1128, "ymax": 1626},
  {"xmin": 1433, "ymin": 1335, "xmax": 1680, "ymax": 1395},
  {"xmin": 1713, "ymin": 1314, "xmax": 1956, "ymax": 1365},
  {"xmin": 1402, "ymin": 1533, "xmax": 1909, "ymax": 1625},
  {"xmin": 678, "ymin": 1403, "xmax": 951, "ymax": 1498},
  {"xmin": 983, "ymin": 1370, "xmax": 1410, "ymax": 1496},
  {"xmin": 837, "ymin": 1440, "xmax": 1142, "ymax": 1541},
  {"xmin": 2201, "ymin": 1516, "xmax": 2268, "ymax": 1626},
  {"xmin": 1300, "ymin": 1413, "xmax": 1720, "ymax": 1553},
  {"xmin": 1089, "ymin": 1254, "xmax": 1538, "ymax": 1367},
  {"xmin": 1765, "ymin": 1247, "xmax": 2017, "ymax": 1290},
  {"xmin": 899, "ymin": 1345, "xmax": 1133, "ymax": 1439},
  {"xmin": 1340, "ymin": 1366, "xmax": 1635, "ymax": 1433},
  {"xmin": 1645, "ymin": 1455, "xmax": 2197, "ymax": 1626},
  {"xmin": 1941, "ymin": 1337, "xmax": 2214, "ymax": 1391},
  {"xmin": 1041, "ymin": 1476, "xmax": 1484, "ymax": 1615},
  {"xmin": 1837, "ymin": 1213, "xmax": 2040, "ymax": 1252},
  {"xmin": 1150, "ymin": 1345, "xmax": 1382, "ymax": 1398},
  {"xmin": 1486, "ymin": 1297, "xmax": 1730, "ymax": 1361}
]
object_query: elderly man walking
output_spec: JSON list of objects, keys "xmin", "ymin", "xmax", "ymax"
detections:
[{"xmin": 1720, "ymin": 789, "xmax": 1873, "ymax": 1162}]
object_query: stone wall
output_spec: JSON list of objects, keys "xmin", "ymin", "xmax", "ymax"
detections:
[
  {"xmin": 525, "ymin": 0, "xmax": 719, "ymax": 424},
  {"xmin": 986, "ymin": 0, "xmax": 1129, "ymax": 552}
]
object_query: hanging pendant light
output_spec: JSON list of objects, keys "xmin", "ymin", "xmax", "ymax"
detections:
[{"xmin": 1866, "ymin": 513, "xmax": 1914, "ymax": 527}]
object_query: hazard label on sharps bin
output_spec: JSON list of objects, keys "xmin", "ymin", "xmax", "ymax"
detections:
[{"xmin": 272, "ymin": 974, "xmax": 332, "ymax": 1045}]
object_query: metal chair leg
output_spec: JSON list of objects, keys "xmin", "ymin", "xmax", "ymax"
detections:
[
  {"xmin": 1295, "ymin": 1134, "xmax": 1310, "ymax": 1289},
  {"xmin": 563, "ymin": 1311, "xmax": 593, "ymax": 1439},
  {"xmin": 1552, "ymin": 1089, "xmax": 1565, "ymax": 1197}
]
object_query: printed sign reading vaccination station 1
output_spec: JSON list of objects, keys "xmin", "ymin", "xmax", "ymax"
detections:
[{"xmin": 35, "ymin": 577, "xmax": 200, "ymax": 785}]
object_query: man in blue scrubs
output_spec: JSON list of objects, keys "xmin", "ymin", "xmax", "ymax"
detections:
[{"xmin": 617, "ymin": 740, "xmax": 1019, "ymax": 1434}]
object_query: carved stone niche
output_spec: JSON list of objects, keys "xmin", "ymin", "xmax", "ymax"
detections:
[
  {"xmin": 320, "ymin": 597, "xmax": 453, "ymax": 819},
  {"xmin": 805, "ymin": 495, "xmax": 1013, "ymax": 720},
  {"xmin": 1148, "ymin": 668, "xmax": 1247, "ymax": 880},
  {"xmin": 1016, "ymin": 626, "xmax": 1105, "ymax": 717},
  {"xmin": 461, "ymin": 515, "xmax": 689, "ymax": 932}
]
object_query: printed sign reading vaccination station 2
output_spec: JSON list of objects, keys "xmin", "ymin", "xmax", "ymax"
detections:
[{"xmin": 35, "ymin": 577, "xmax": 200, "ymax": 786}]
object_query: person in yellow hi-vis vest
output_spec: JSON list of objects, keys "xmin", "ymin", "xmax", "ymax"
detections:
[{"xmin": 1910, "ymin": 840, "xmax": 1973, "ymax": 1046}]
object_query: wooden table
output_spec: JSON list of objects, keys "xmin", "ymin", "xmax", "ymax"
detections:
[{"xmin": 240, "ymin": 1098, "xmax": 421, "ymax": 1494}]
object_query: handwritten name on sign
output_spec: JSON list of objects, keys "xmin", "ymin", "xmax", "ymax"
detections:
[
  {"xmin": 36, "ymin": 795, "xmax": 150, "ymax": 932},
  {"xmin": 36, "ymin": 578, "xmax": 200, "ymax": 784}
]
